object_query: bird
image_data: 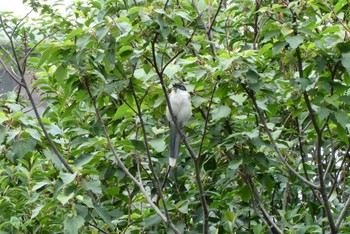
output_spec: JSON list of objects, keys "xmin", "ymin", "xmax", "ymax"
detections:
[{"xmin": 166, "ymin": 83, "xmax": 192, "ymax": 167}]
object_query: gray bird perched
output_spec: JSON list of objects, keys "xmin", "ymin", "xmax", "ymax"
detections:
[{"xmin": 166, "ymin": 83, "xmax": 192, "ymax": 167}]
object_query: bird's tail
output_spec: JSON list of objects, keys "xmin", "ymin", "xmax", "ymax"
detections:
[{"xmin": 169, "ymin": 124, "xmax": 181, "ymax": 167}]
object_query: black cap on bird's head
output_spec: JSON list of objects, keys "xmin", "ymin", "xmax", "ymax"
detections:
[{"xmin": 173, "ymin": 83, "xmax": 187, "ymax": 91}]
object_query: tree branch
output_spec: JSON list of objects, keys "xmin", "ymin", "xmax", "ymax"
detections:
[
  {"xmin": 151, "ymin": 33, "xmax": 209, "ymax": 233},
  {"xmin": 83, "ymin": 77, "xmax": 180, "ymax": 234},
  {"xmin": 129, "ymin": 70, "xmax": 170, "ymax": 220},
  {"xmin": 245, "ymin": 87, "xmax": 320, "ymax": 190},
  {"xmin": 336, "ymin": 194, "xmax": 350, "ymax": 229},
  {"xmin": 245, "ymin": 175, "xmax": 283, "ymax": 234},
  {"xmin": 292, "ymin": 9, "xmax": 336, "ymax": 232}
]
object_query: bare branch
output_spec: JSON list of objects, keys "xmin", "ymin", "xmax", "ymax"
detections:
[
  {"xmin": 12, "ymin": 9, "xmax": 34, "ymax": 36},
  {"xmin": 336, "ymin": 194, "xmax": 350, "ymax": 229},
  {"xmin": 207, "ymin": 0, "xmax": 223, "ymax": 37},
  {"xmin": 0, "ymin": 16, "xmax": 24, "ymax": 76},
  {"xmin": 0, "ymin": 58, "xmax": 23, "ymax": 85}
]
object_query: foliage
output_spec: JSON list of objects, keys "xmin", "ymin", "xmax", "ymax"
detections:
[{"xmin": 1, "ymin": 0, "xmax": 350, "ymax": 233}]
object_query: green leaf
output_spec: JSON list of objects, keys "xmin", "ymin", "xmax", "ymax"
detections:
[
  {"xmin": 10, "ymin": 216, "xmax": 21, "ymax": 229},
  {"xmin": 43, "ymin": 149, "xmax": 63, "ymax": 170},
  {"xmin": 192, "ymin": 96, "xmax": 206, "ymax": 108},
  {"xmin": 336, "ymin": 123, "xmax": 349, "ymax": 145},
  {"xmin": 57, "ymin": 193, "xmax": 74, "ymax": 205},
  {"xmin": 94, "ymin": 206, "xmax": 112, "ymax": 227},
  {"xmin": 142, "ymin": 214, "xmax": 163, "ymax": 228},
  {"xmin": 224, "ymin": 210, "xmax": 234, "ymax": 221},
  {"xmin": 334, "ymin": 0, "xmax": 347, "ymax": 13},
  {"xmin": 118, "ymin": 45, "xmax": 134, "ymax": 60},
  {"xmin": 341, "ymin": 52, "xmax": 350, "ymax": 77},
  {"xmin": 258, "ymin": 43, "xmax": 273, "ymax": 58},
  {"xmin": 149, "ymin": 138, "xmax": 166, "ymax": 152},
  {"xmin": 76, "ymin": 36, "xmax": 91, "ymax": 50},
  {"xmin": 0, "ymin": 112, "xmax": 8, "ymax": 124},
  {"xmin": 253, "ymin": 223, "xmax": 263, "ymax": 234},
  {"xmin": 96, "ymin": 27, "xmax": 109, "ymax": 42},
  {"xmin": 272, "ymin": 129, "xmax": 282, "ymax": 140},
  {"xmin": 54, "ymin": 65, "xmax": 68, "ymax": 85},
  {"xmin": 32, "ymin": 180, "xmax": 50, "ymax": 191},
  {"xmin": 113, "ymin": 103, "xmax": 135, "ymax": 120},
  {"xmin": 130, "ymin": 140, "xmax": 145, "ymax": 151},
  {"xmin": 76, "ymin": 195, "xmax": 94, "ymax": 208},
  {"xmin": 64, "ymin": 215, "xmax": 85, "ymax": 234},
  {"xmin": 256, "ymin": 100, "xmax": 268, "ymax": 111},
  {"xmin": 83, "ymin": 180, "xmax": 102, "ymax": 195},
  {"xmin": 12, "ymin": 139, "xmax": 36, "ymax": 160},
  {"xmin": 178, "ymin": 57, "xmax": 197, "ymax": 65},
  {"xmin": 31, "ymin": 205, "xmax": 44, "ymax": 219},
  {"xmin": 60, "ymin": 172, "xmax": 77, "ymax": 185},
  {"xmin": 193, "ymin": 0, "xmax": 207, "ymax": 12},
  {"xmin": 66, "ymin": 28, "xmax": 84, "ymax": 40},
  {"xmin": 174, "ymin": 10, "xmax": 192, "ymax": 21},
  {"xmin": 7, "ymin": 129, "xmax": 21, "ymax": 142},
  {"xmin": 328, "ymin": 190, "xmax": 337, "ymax": 202},
  {"xmin": 128, "ymin": 6, "xmax": 143, "ymax": 15},
  {"xmin": 0, "ymin": 126, "xmax": 7, "ymax": 144},
  {"xmin": 74, "ymin": 153, "xmax": 94, "ymax": 168},
  {"xmin": 286, "ymin": 35, "xmax": 303, "ymax": 49},
  {"xmin": 272, "ymin": 42, "xmax": 288, "ymax": 55},
  {"xmin": 239, "ymin": 185, "xmax": 252, "ymax": 202},
  {"xmin": 228, "ymin": 158, "xmax": 242, "ymax": 170},
  {"xmin": 335, "ymin": 111, "xmax": 349, "ymax": 129},
  {"xmin": 25, "ymin": 128, "xmax": 41, "ymax": 141},
  {"xmin": 164, "ymin": 64, "xmax": 181, "ymax": 78},
  {"xmin": 230, "ymin": 93, "xmax": 247, "ymax": 105},
  {"xmin": 211, "ymin": 105, "xmax": 231, "ymax": 120},
  {"xmin": 134, "ymin": 68, "xmax": 146, "ymax": 79}
]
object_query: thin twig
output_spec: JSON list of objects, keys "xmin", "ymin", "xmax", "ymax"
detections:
[
  {"xmin": 335, "ymin": 194, "xmax": 350, "ymax": 229},
  {"xmin": 207, "ymin": 0, "xmax": 223, "ymax": 38},
  {"xmin": 129, "ymin": 70, "xmax": 170, "ymax": 220},
  {"xmin": 0, "ymin": 16, "xmax": 24, "ymax": 76},
  {"xmin": 245, "ymin": 175, "xmax": 283, "ymax": 234},
  {"xmin": 88, "ymin": 222, "xmax": 109, "ymax": 234},
  {"xmin": 328, "ymin": 2, "xmax": 350, "ymax": 33},
  {"xmin": 197, "ymin": 84, "xmax": 217, "ymax": 158},
  {"xmin": 0, "ymin": 58, "xmax": 23, "ymax": 85}
]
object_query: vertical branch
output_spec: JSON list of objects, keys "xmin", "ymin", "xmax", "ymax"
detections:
[
  {"xmin": 296, "ymin": 117, "xmax": 322, "ymax": 202},
  {"xmin": 253, "ymin": 0, "xmax": 260, "ymax": 50},
  {"xmin": 291, "ymin": 9, "xmax": 336, "ymax": 233},
  {"xmin": 83, "ymin": 78, "xmax": 180, "ymax": 234},
  {"xmin": 129, "ymin": 71, "xmax": 170, "ymax": 219},
  {"xmin": 150, "ymin": 32, "xmax": 209, "ymax": 232}
]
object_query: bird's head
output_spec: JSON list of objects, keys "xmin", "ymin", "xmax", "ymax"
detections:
[{"xmin": 173, "ymin": 83, "xmax": 187, "ymax": 92}]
